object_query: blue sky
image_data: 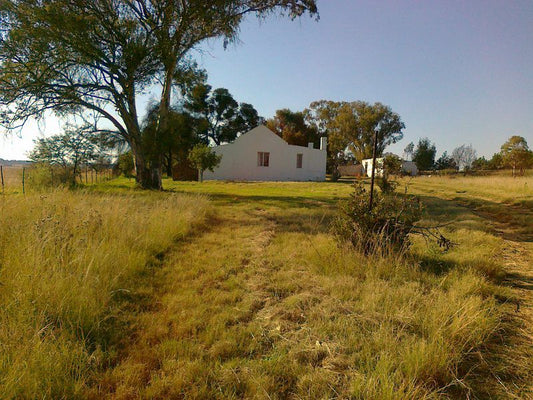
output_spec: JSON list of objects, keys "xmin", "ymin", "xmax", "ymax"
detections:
[{"xmin": 1, "ymin": 0, "xmax": 532, "ymax": 159}]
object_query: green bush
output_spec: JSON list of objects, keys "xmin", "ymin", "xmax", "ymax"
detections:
[
  {"xmin": 27, "ymin": 163, "xmax": 73, "ymax": 189},
  {"xmin": 332, "ymin": 183, "xmax": 422, "ymax": 254}
]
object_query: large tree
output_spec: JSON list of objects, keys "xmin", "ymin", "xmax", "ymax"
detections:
[
  {"xmin": 0, "ymin": 0, "xmax": 317, "ymax": 189},
  {"xmin": 305, "ymin": 101, "xmax": 404, "ymax": 164},
  {"xmin": 267, "ymin": 108, "xmax": 319, "ymax": 147},
  {"xmin": 141, "ymin": 104, "xmax": 202, "ymax": 177},
  {"xmin": 304, "ymin": 100, "xmax": 348, "ymax": 174},
  {"xmin": 185, "ymin": 84, "xmax": 262, "ymax": 145}
]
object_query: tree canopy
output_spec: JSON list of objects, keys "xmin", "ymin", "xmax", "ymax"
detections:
[
  {"xmin": 185, "ymin": 84, "xmax": 262, "ymax": 145},
  {"xmin": 412, "ymin": 138, "xmax": 436, "ymax": 171},
  {"xmin": 500, "ymin": 136, "xmax": 532, "ymax": 176},
  {"xmin": 187, "ymin": 144, "xmax": 222, "ymax": 182},
  {"xmin": 0, "ymin": 0, "xmax": 318, "ymax": 189},
  {"xmin": 266, "ymin": 108, "xmax": 319, "ymax": 147}
]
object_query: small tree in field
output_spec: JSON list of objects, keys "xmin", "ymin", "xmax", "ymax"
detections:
[
  {"xmin": 188, "ymin": 145, "xmax": 222, "ymax": 183},
  {"xmin": 500, "ymin": 136, "xmax": 532, "ymax": 177},
  {"xmin": 29, "ymin": 125, "xmax": 98, "ymax": 186},
  {"xmin": 412, "ymin": 138, "xmax": 436, "ymax": 171},
  {"xmin": 451, "ymin": 144, "xmax": 477, "ymax": 171}
]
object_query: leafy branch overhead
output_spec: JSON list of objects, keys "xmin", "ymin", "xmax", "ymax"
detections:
[{"xmin": 0, "ymin": 0, "xmax": 318, "ymax": 189}]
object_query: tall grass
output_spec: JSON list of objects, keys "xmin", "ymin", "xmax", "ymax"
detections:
[
  {"xmin": 91, "ymin": 179, "xmax": 511, "ymax": 399},
  {"xmin": 0, "ymin": 190, "xmax": 209, "ymax": 398}
]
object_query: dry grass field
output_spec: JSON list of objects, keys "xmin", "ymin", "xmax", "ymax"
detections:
[{"xmin": 1, "ymin": 173, "xmax": 531, "ymax": 399}]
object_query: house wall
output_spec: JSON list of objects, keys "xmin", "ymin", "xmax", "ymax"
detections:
[
  {"xmin": 362, "ymin": 158, "xmax": 384, "ymax": 178},
  {"xmin": 203, "ymin": 126, "xmax": 327, "ymax": 181},
  {"xmin": 401, "ymin": 161, "xmax": 418, "ymax": 176}
]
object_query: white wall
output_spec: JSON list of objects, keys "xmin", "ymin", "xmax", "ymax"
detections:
[
  {"xmin": 362, "ymin": 158, "xmax": 384, "ymax": 178},
  {"xmin": 204, "ymin": 126, "xmax": 327, "ymax": 181}
]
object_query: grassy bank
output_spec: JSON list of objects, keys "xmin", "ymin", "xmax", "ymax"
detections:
[{"xmin": 0, "ymin": 190, "xmax": 210, "ymax": 398}]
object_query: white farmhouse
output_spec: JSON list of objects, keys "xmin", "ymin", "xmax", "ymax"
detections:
[{"xmin": 203, "ymin": 125, "xmax": 327, "ymax": 181}]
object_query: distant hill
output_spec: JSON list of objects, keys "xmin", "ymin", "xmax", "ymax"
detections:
[{"xmin": 0, "ymin": 159, "xmax": 32, "ymax": 167}]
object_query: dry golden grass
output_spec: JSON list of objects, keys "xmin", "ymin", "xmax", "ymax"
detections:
[
  {"xmin": 2, "ymin": 174, "xmax": 531, "ymax": 399},
  {"xmin": 0, "ymin": 189, "xmax": 210, "ymax": 398},
  {"xmin": 84, "ymin": 177, "xmax": 523, "ymax": 399}
]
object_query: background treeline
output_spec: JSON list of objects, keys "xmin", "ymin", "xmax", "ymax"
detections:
[{"xmin": 404, "ymin": 136, "xmax": 533, "ymax": 176}]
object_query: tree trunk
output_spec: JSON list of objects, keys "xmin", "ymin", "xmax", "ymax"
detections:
[
  {"xmin": 166, "ymin": 149, "xmax": 173, "ymax": 177},
  {"xmin": 199, "ymin": 169, "xmax": 203, "ymax": 183},
  {"xmin": 131, "ymin": 141, "xmax": 162, "ymax": 190}
]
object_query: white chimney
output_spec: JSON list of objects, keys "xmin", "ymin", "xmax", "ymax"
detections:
[
  {"xmin": 320, "ymin": 137, "xmax": 327, "ymax": 151},
  {"xmin": 308, "ymin": 142, "xmax": 314, "ymax": 149}
]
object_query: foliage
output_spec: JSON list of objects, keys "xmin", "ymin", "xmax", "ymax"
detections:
[
  {"xmin": 452, "ymin": 144, "xmax": 477, "ymax": 171},
  {"xmin": 403, "ymin": 141, "xmax": 415, "ymax": 161},
  {"xmin": 412, "ymin": 137, "xmax": 436, "ymax": 171},
  {"xmin": 500, "ymin": 136, "xmax": 532, "ymax": 176},
  {"xmin": 435, "ymin": 151, "xmax": 457, "ymax": 170},
  {"xmin": 28, "ymin": 125, "xmax": 104, "ymax": 186},
  {"xmin": 305, "ymin": 100, "xmax": 404, "ymax": 175},
  {"xmin": 188, "ymin": 144, "xmax": 222, "ymax": 182},
  {"xmin": 117, "ymin": 151, "xmax": 135, "ymax": 178},
  {"xmin": 382, "ymin": 153, "xmax": 403, "ymax": 176},
  {"xmin": 488, "ymin": 152, "xmax": 503, "ymax": 169},
  {"xmin": 0, "ymin": 0, "xmax": 317, "ymax": 189},
  {"xmin": 141, "ymin": 103, "xmax": 203, "ymax": 176},
  {"xmin": 185, "ymin": 84, "xmax": 263, "ymax": 145},
  {"xmin": 471, "ymin": 156, "xmax": 490, "ymax": 171},
  {"xmin": 332, "ymin": 183, "xmax": 422, "ymax": 254},
  {"xmin": 266, "ymin": 108, "xmax": 319, "ymax": 147}
]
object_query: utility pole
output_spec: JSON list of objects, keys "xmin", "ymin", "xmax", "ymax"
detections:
[{"xmin": 368, "ymin": 129, "xmax": 379, "ymax": 212}]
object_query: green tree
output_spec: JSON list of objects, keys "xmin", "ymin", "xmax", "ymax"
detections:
[
  {"xmin": 141, "ymin": 104, "xmax": 203, "ymax": 177},
  {"xmin": 267, "ymin": 108, "xmax": 319, "ymax": 146},
  {"xmin": 0, "ymin": 0, "xmax": 317, "ymax": 189},
  {"xmin": 304, "ymin": 100, "xmax": 404, "ymax": 175},
  {"xmin": 488, "ymin": 152, "xmax": 503, "ymax": 170},
  {"xmin": 471, "ymin": 156, "xmax": 489, "ymax": 171},
  {"xmin": 500, "ymin": 136, "xmax": 532, "ymax": 176},
  {"xmin": 382, "ymin": 153, "xmax": 403, "ymax": 177},
  {"xmin": 185, "ymin": 84, "xmax": 263, "ymax": 145},
  {"xmin": 334, "ymin": 101, "xmax": 404, "ymax": 162},
  {"xmin": 403, "ymin": 142, "xmax": 415, "ymax": 161},
  {"xmin": 187, "ymin": 144, "xmax": 222, "ymax": 183},
  {"xmin": 412, "ymin": 138, "xmax": 436, "ymax": 171},
  {"xmin": 304, "ymin": 100, "xmax": 348, "ymax": 175},
  {"xmin": 117, "ymin": 151, "xmax": 135, "ymax": 178},
  {"xmin": 435, "ymin": 151, "xmax": 457, "ymax": 170},
  {"xmin": 29, "ymin": 125, "xmax": 99, "ymax": 186}
]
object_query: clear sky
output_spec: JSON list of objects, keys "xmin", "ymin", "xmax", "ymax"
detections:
[{"xmin": 1, "ymin": 0, "xmax": 532, "ymax": 160}]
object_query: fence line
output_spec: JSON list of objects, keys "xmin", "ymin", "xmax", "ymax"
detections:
[{"xmin": 0, "ymin": 165, "xmax": 115, "ymax": 193}]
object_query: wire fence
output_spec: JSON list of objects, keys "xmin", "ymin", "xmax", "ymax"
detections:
[{"xmin": 0, "ymin": 164, "xmax": 115, "ymax": 194}]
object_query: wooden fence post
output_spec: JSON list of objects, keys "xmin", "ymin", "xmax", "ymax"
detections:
[
  {"xmin": 1, "ymin": 165, "xmax": 4, "ymax": 194},
  {"xmin": 22, "ymin": 167, "xmax": 25, "ymax": 194}
]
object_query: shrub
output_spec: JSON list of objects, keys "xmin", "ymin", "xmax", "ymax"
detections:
[
  {"xmin": 332, "ymin": 183, "xmax": 422, "ymax": 254},
  {"xmin": 117, "ymin": 151, "xmax": 135, "ymax": 177},
  {"xmin": 27, "ymin": 163, "xmax": 73, "ymax": 189},
  {"xmin": 377, "ymin": 176, "xmax": 398, "ymax": 194}
]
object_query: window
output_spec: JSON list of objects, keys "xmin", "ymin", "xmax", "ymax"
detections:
[
  {"xmin": 296, "ymin": 153, "xmax": 303, "ymax": 168},
  {"xmin": 258, "ymin": 152, "xmax": 270, "ymax": 167}
]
